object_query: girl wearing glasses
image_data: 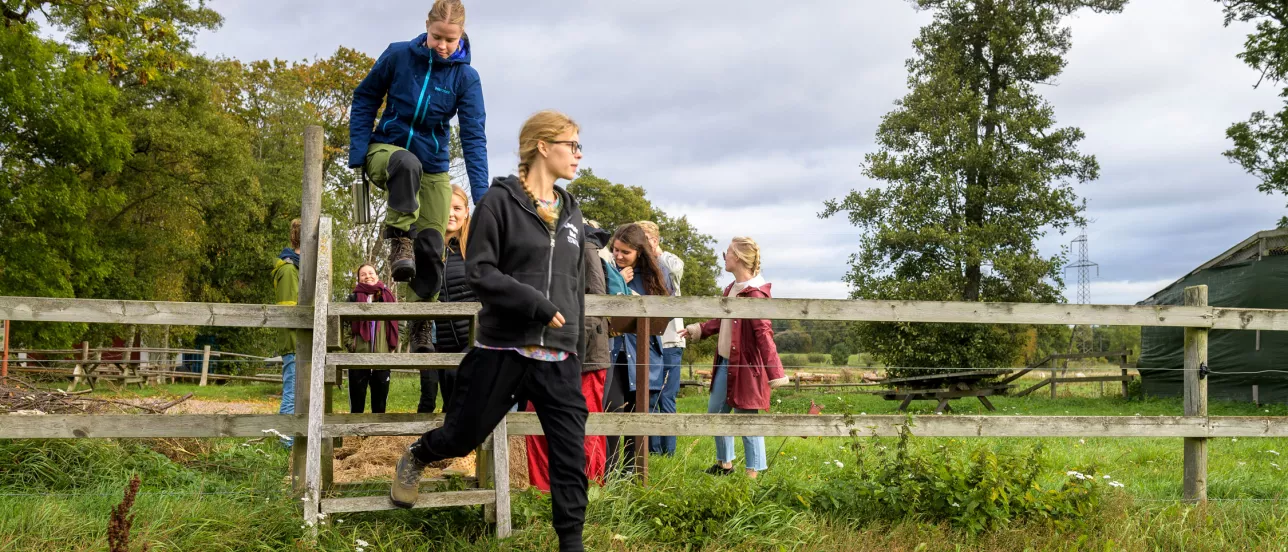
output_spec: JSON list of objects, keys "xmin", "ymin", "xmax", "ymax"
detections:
[
  {"xmin": 348, "ymin": 0, "xmax": 488, "ymax": 323},
  {"xmin": 392, "ymin": 110, "xmax": 589, "ymax": 552}
]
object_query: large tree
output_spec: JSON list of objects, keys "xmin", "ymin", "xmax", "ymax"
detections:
[
  {"xmin": 568, "ymin": 168, "xmax": 721, "ymax": 298},
  {"xmin": 1217, "ymin": 0, "xmax": 1288, "ymax": 226},
  {"xmin": 822, "ymin": 0, "xmax": 1123, "ymax": 375}
]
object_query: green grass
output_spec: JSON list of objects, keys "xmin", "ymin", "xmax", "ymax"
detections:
[{"xmin": 3, "ymin": 377, "xmax": 1285, "ymax": 550}]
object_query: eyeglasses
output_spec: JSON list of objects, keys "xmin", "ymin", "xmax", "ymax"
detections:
[{"xmin": 548, "ymin": 140, "xmax": 583, "ymax": 154}]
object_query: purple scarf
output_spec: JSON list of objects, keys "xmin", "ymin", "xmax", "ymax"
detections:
[{"xmin": 351, "ymin": 282, "xmax": 399, "ymax": 350}]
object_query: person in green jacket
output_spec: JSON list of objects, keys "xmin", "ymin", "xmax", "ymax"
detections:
[{"xmin": 271, "ymin": 219, "xmax": 302, "ymax": 445}]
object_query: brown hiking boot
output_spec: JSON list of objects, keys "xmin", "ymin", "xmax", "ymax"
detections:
[
  {"xmin": 410, "ymin": 320, "xmax": 435, "ymax": 354},
  {"xmin": 390, "ymin": 448, "xmax": 428, "ymax": 508},
  {"xmin": 387, "ymin": 235, "xmax": 415, "ymax": 282}
]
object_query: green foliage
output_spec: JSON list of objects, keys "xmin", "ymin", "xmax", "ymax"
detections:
[
  {"xmin": 568, "ymin": 168, "xmax": 721, "ymax": 297},
  {"xmin": 1217, "ymin": 0, "xmax": 1288, "ymax": 226},
  {"xmin": 774, "ymin": 330, "xmax": 814, "ymax": 353},
  {"xmin": 830, "ymin": 342, "xmax": 853, "ymax": 367},
  {"xmin": 781, "ymin": 431, "xmax": 1107, "ymax": 535},
  {"xmin": 823, "ymin": 0, "xmax": 1125, "ymax": 372},
  {"xmin": 807, "ymin": 353, "xmax": 830, "ymax": 364}
]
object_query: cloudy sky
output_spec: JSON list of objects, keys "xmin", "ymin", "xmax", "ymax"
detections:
[{"xmin": 196, "ymin": 0, "xmax": 1283, "ymax": 305}]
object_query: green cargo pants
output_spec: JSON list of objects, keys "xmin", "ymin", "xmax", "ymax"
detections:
[{"xmin": 365, "ymin": 143, "xmax": 451, "ymax": 301}]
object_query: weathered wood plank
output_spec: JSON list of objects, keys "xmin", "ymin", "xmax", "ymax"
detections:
[
  {"xmin": 319, "ymin": 490, "xmax": 495, "ymax": 514},
  {"xmin": 304, "ymin": 211, "xmax": 334, "ymax": 529},
  {"xmin": 326, "ymin": 353, "xmax": 465, "ymax": 369},
  {"xmin": 0, "ymin": 296, "xmax": 311, "ymax": 329},
  {"xmin": 328, "ymin": 296, "xmax": 1288, "ymax": 330},
  {"xmin": 329, "ymin": 302, "xmax": 479, "ymax": 320},
  {"xmin": 0, "ymin": 414, "xmax": 304, "ymax": 438},
  {"xmin": 294, "ymin": 126, "xmax": 324, "ymax": 505},
  {"xmin": 320, "ymin": 413, "xmax": 1288, "ymax": 439},
  {"xmin": 1184, "ymin": 285, "xmax": 1209, "ymax": 503},
  {"xmin": 491, "ymin": 417, "xmax": 511, "ymax": 538}
]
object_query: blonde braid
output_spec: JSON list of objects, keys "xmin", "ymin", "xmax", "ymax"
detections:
[
  {"xmin": 515, "ymin": 110, "xmax": 578, "ymax": 227},
  {"xmin": 731, "ymin": 236, "xmax": 762, "ymax": 276}
]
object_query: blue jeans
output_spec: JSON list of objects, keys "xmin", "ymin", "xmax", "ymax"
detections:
[
  {"xmin": 279, "ymin": 353, "xmax": 296, "ymax": 447},
  {"xmin": 707, "ymin": 358, "xmax": 766, "ymax": 471},
  {"xmin": 649, "ymin": 347, "xmax": 684, "ymax": 455}
]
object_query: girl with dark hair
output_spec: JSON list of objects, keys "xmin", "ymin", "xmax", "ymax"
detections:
[{"xmin": 603, "ymin": 222, "xmax": 672, "ymax": 475}]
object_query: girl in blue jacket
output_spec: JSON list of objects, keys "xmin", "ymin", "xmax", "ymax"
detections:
[{"xmin": 348, "ymin": 0, "xmax": 488, "ymax": 315}]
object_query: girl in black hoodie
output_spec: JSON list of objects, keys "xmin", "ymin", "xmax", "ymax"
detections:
[
  {"xmin": 417, "ymin": 184, "xmax": 474, "ymax": 414},
  {"xmin": 392, "ymin": 110, "xmax": 588, "ymax": 552}
]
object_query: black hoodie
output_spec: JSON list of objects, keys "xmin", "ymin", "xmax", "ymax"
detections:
[{"xmin": 466, "ymin": 175, "xmax": 586, "ymax": 357}]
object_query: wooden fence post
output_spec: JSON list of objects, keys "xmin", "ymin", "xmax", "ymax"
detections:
[
  {"xmin": 1, "ymin": 319, "xmax": 9, "ymax": 384},
  {"xmin": 1120, "ymin": 354, "xmax": 1129, "ymax": 398},
  {"xmin": 302, "ymin": 215, "xmax": 334, "ymax": 532},
  {"xmin": 1050, "ymin": 369, "xmax": 1057, "ymax": 399},
  {"xmin": 293, "ymin": 125, "xmax": 327, "ymax": 497},
  {"xmin": 490, "ymin": 417, "xmax": 512, "ymax": 538},
  {"xmin": 1183, "ymin": 285, "xmax": 1208, "ymax": 503},
  {"xmin": 199, "ymin": 345, "xmax": 212, "ymax": 387},
  {"xmin": 634, "ymin": 318, "xmax": 651, "ymax": 484}
]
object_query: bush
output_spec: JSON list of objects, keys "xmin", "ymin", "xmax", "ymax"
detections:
[
  {"xmin": 766, "ymin": 431, "xmax": 1109, "ymax": 534},
  {"xmin": 807, "ymin": 353, "xmax": 828, "ymax": 364},
  {"xmin": 830, "ymin": 343, "xmax": 852, "ymax": 366},
  {"xmin": 779, "ymin": 353, "xmax": 806, "ymax": 368}
]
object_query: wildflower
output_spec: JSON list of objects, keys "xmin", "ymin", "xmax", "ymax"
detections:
[
  {"xmin": 1266, "ymin": 450, "xmax": 1280, "ymax": 456},
  {"xmin": 1079, "ymin": 439, "xmax": 1085, "ymax": 445},
  {"xmin": 1232, "ymin": 438, "xmax": 1239, "ymax": 442},
  {"xmin": 1103, "ymin": 475, "xmax": 1112, "ymax": 479},
  {"xmin": 262, "ymin": 428, "xmax": 289, "ymax": 440},
  {"xmin": 659, "ymin": 503, "xmax": 667, "ymax": 508},
  {"xmin": 356, "ymin": 539, "xmax": 370, "ymax": 547},
  {"xmin": 835, "ymin": 460, "xmax": 844, "ymax": 469},
  {"xmin": 1272, "ymin": 463, "xmax": 1281, "ymax": 469},
  {"xmin": 1109, "ymin": 481, "xmax": 1125, "ymax": 488},
  {"xmin": 861, "ymin": 412, "xmax": 867, "ymax": 416},
  {"xmin": 951, "ymin": 502, "xmax": 960, "ymax": 507},
  {"xmin": 1238, "ymin": 462, "xmax": 1247, "ymax": 466},
  {"xmin": 1066, "ymin": 471, "xmax": 1079, "ymax": 476},
  {"xmin": 613, "ymin": 535, "xmax": 628, "ymax": 542},
  {"xmin": 776, "ymin": 398, "xmax": 782, "ymax": 404}
]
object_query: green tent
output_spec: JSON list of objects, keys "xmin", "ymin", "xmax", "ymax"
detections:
[{"xmin": 1137, "ymin": 229, "xmax": 1288, "ymax": 403}]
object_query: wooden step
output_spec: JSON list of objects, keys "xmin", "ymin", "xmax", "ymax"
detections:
[
  {"xmin": 319, "ymin": 489, "xmax": 495, "ymax": 514},
  {"xmin": 326, "ymin": 353, "xmax": 465, "ymax": 370}
]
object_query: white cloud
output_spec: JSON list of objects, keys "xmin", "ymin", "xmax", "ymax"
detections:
[{"xmin": 194, "ymin": 0, "xmax": 1287, "ymax": 300}]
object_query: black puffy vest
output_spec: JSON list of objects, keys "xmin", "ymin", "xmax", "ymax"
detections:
[{"xmin": 435, "ymin": 238, "xmax": 476, "ymax": 352}]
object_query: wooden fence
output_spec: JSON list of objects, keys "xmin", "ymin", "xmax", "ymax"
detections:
[{"xmin": 2, "ymin": 127, "xmax": 1287, "ymax": 537}]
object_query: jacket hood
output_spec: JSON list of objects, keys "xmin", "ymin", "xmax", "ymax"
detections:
[
  {"xmin": 410, "ymin": 33, "xmax": 472, "ymax": 64},
  {"xmin": 727, "ymin": 274, "xmax": 770, "ymax": 297},
  {"xmin": 277, "ymin": 247, "xmax": 300, "ymax": 267},
  {"xmin": 491, "ymin": 175, "xmax": 579, "ymax": 214},
  {"xmin": 585, "ymin": 225, "xmax": 611, "ymax": 249}
]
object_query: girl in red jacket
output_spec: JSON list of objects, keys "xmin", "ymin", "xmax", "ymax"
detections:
[{"xmin": 680, "ymin": 236, "xmax": 783, "ymax": 478}]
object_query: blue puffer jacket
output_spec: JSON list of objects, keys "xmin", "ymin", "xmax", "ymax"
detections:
[{"xmin": 349, "ymin": 34, "xmax": 489, "ymax": 203}]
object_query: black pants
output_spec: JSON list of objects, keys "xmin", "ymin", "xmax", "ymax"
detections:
[
  {"xmin": 348, "ymin": 369, "xmax": 390, "ymax": 414},
  {"xmin": 416, "ymin": 368, "xmax": 458, "ymax": 414},
  {"xmin": 411, "ymin": 348, "xmax": 588, "ymax": 552}
]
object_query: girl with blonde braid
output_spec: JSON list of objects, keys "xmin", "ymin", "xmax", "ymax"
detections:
[
  {"xmin": 392, "ymin": 110, "xmax": 588, "ymax": 552},
  {"xmin": 680, "ymin": 237, "xmax": 784, "ymax": 479}
]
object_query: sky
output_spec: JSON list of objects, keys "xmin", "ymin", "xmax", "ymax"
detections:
[{"xmin": 195, "ymin": 0, "xmax": 1284, "ymax": 305}]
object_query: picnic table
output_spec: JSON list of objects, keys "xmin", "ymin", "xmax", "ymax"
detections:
[{"xmin": 874, "ymin": 369, "xmax": 1015, "ymax": 414}]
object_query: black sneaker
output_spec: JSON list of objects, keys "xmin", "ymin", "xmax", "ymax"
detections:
[
  {"xmin": 387, "ymin": 234, "xmax": 415, "ymax": 282},
  {"xmin": 705, "ymin": 463, "xmax": 734, "ymax": 476},
  {"xmin": 410, "ymin": 320, "xmax": 435, "ymax": 354}
]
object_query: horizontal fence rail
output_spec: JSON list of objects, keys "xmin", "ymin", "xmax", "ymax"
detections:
[
  {"xmin": 7, "ymin": 295, "xmax": 1288, "ymax": 332},
  {"xmin": 329, "ymin": 296, "xmax": 1288, "ymax": 331},
  {"xmin": 6, "ymin": 413, "xmax": 1286, "ymax": 440},
  {"xmin": 0, "ymin": 296, "xmax": 312, "ymax": 329}
]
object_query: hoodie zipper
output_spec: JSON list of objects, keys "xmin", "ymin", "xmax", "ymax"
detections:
[
  {"xmin": 511, "ymin": 188, "xmax": 562, "ymax": 348},
  {"xmin": 407, "ymin": 64, "xmax": 433, "ymax": 150}
]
